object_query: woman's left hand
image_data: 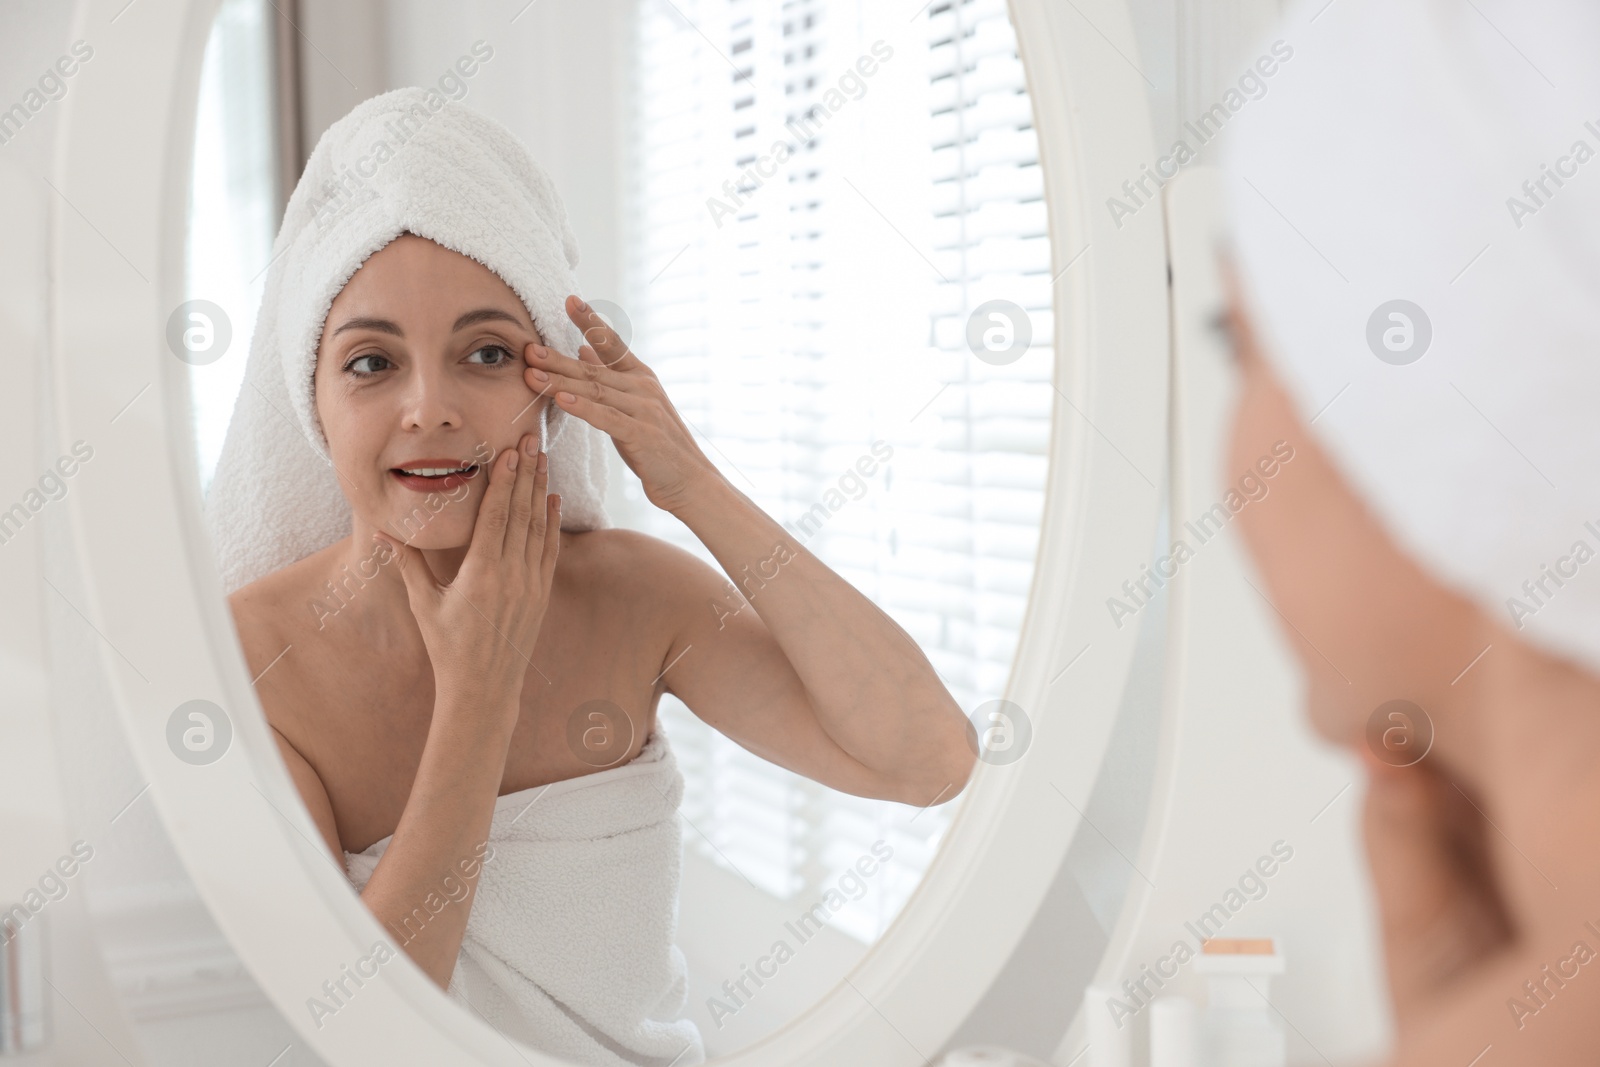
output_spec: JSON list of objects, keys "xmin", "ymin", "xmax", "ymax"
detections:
[{"xmin": 524, "ymin": 294, "xmax": 722, "ymax": 514}]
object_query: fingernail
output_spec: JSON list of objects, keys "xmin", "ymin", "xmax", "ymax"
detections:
[
  {"xmin": 524, "ymin": 435, "xmax": 537, "ymax": 456},
  {"xmin": 530, "ymin": 368, "xmax": 550, "ymax": 381},
  {"xmin": 537, "ymin": 450, "xmax": 548, "ymax": 472},
  {"xmin": 507, "ymin": 451, "xmax": 519, "ymax": 471}
]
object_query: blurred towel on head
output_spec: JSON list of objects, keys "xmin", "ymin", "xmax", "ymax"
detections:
[
  {"xmin": 1222, "ymin": 0, "xmax": 1600, "ymax": 674},
  {"xmin": 204, "ymin": 85, "xmax": 610, "ymax": 594}
]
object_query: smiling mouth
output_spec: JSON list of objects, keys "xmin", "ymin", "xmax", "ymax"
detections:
[
  {"xmin": 393, "ymin": 464, "xmax": 477, "ymax": 477},
  {"xmin": 389, "ymin": 463, "xmax": 480, "ymax": 493}
]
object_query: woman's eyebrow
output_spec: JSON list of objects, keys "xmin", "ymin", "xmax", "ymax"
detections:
[
  {"xmin": 452, "ymin": 307, "xmax": 524, "ymax": 331},
  {"xmin": 331, "ymin": 316, "xmax": 402, "ymax": 338}
]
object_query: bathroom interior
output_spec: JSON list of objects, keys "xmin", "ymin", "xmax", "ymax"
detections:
[{"xmin": 0, "ymin": 0, "xmax": 1392, "ymax": 1064}]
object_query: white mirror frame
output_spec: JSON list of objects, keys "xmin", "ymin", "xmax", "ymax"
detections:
[{"xmin": 51, "ymin": 0, "xmax": 1169, "ymax": 1061}]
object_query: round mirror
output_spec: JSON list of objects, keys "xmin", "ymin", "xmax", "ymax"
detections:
[
  {"xmin": 48, "ymin": 0, "xmax": 1168, "ymax": 1062},
  {"xmin": 183, "ymin": 0, "xmax": 1072, "ymax": 1055}
]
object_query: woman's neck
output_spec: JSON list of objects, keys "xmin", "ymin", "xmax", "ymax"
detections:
[
  {"xmin": 316, "ymin": 518, "xmax": 472, "ymax": 635},
  {"xmin": 1472, "ymin": 631, "xmax": 1600, "ymax": 796}
]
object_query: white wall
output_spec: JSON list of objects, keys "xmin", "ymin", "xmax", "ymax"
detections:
[
  {"xmin": 296, "ymin": 0, "xmax": 630, "ymax": 319},
  {"xmin": 0, "ymin": 2, "xmax": 68, "ymax": 904}
]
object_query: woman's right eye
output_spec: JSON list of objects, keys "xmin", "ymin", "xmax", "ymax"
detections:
[{"xmin": 345, "ymin": 353, "xmax": 392, "ymax": 376}]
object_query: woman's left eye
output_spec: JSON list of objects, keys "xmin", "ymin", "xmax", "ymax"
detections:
[
  {"xmin": 346, "ymin": 353, "xmax": 392, "ymax": 376},
  {"xmin": 467, "ymin": 344, "xmax": 514, "ymax": 366}
]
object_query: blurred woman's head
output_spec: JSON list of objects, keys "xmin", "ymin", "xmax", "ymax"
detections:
[
  {"xmin": 1223, "ymin": 280, "xmax": 1498, "ymax": 764},
  {"xmin": 1219, "ymin": 1, "xmax": 1600, "ymax": 772}
]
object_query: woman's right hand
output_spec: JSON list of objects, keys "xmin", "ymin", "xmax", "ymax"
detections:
[{"xmin": 375, "ymin": 433, "xmax": 561, "ymax": 723}]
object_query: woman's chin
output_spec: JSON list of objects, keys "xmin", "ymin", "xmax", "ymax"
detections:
[
  {"xmin": 396, "ymin": 530, "xmax": 473, "ymax": 552},
  {"xmin": 369, "ymin": 509, "xmax": 476, "ymax": 551},
  {"xmin": 1303, "ymin": 682, "xmax": 1361, "ymax": 748},
  {"xmin": 370, "ymin": 486, "xmax": 481, "ymax": 544}
]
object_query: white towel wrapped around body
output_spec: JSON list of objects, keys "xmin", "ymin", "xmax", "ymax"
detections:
[{"xmin": 345, "ymin": 727, "xmax": 705, "ymax": 1067}]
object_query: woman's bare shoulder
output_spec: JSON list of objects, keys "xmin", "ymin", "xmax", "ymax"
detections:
[
  {"xmin": 555, "ymin": 527, "xmax": 736, "ymax": 656},
  {"xmin": 558, "ymin": 526, "xmax": 721, "ymax": 595},
  {"xmin": 225, "ymin": 544, "xmax": 344, "ymax": 673}
]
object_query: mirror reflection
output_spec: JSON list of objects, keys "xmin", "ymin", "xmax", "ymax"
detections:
[{"xmin": 182, "ymin": 0, "xmax": 1054, "ymax": 1059}]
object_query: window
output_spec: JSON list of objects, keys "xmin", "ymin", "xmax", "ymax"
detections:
[
  {"xmin": 185, "ymin": 0, "xmax": 278, "ymax": 494},
  {"xmin": 626, "ymin": 0, "xmax": 1052, "ymax": 943}
]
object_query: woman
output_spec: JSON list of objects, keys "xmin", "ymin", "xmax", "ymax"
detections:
[
  {"xmin": 1220, "ymin": 0, "xmax": 1600, "ymax": 1061},
  {"xmin": 209, "ymin": 87, "xmax": 973, "ymax": 1062}
]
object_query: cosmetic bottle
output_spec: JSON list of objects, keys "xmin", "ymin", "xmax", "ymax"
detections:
[
  {"xmin": 1149, "ymin": 995, "xmax": 1199, "ymax": 1067},
  {"xmin": 1083, "ymin": 984, "xmax": 1130, "ymax": 1067},
  {"xmin": 1193, "ymin": 938, "xmax": 1285, "ymax": 1067}
]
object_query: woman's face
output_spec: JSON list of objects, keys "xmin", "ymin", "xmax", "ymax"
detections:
[
  {"xmin": 1223, "ymin": 280, "xmax": 1491, "ymax": 752},
  {"xmin": 314, "ymin": 233, "xmax": 552, "ymax": 550}
]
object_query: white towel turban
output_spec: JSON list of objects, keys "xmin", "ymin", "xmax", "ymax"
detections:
[
  {"xmin": 205, "ymin": 86, "xmax": 611, "ymax": 594},
  {"xmin": 1222, "ymin": 0, "xmax": 1600, "ymax": 677}
]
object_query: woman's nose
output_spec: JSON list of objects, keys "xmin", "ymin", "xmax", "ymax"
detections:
[{"xmin": 399, "ymin": 364, "xmax": 464, "ymax": 430}]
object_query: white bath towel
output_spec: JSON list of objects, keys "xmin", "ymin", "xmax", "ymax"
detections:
[
  {"xmin": 1222, "ymin": 0, "xmax": 1600, "ymax": 676},
  {"xmin": 345, "ymin": 727, "xmax": 706, "ymax": 1067},
  {"xmin": 204, "ymin": 85, "xmax": 611, "ymax": 595}
]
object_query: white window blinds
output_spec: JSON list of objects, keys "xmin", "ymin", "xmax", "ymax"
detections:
[{"xmin": 625, "ymin": 0, "xmax": 1052, "ymax": 943}]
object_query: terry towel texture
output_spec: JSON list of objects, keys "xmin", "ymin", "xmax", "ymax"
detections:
[
  {"xmin": 204, "ymin": 85, "xmax": 611, "ymax": 595},
  {"xmin": 345, "ymin": 728, "xmax": 705, "ymax": 1067}
]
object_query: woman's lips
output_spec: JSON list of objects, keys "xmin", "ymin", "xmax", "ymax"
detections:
[{"xmin": 390, "ymin": 464, "xmax": 478, "ymax": 494}]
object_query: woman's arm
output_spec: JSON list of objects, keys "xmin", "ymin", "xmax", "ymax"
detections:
[
  {"xmin": 350, "ymin": 699, "xmax": 516, "ymax": 988},
  {"xmin": 357, "ymin": 437, "xmax": 560, "ymax": 989},
  {"xmin": 268, "ymin": 721, "xmax": 508, "ymax": 990},
  {"xmin": 665, "ymin": 477, "xmax": 974, "ymax": 806},
  {"xmin": 526, "ymin": 296, "xmax": 975, "ymax": 807}
]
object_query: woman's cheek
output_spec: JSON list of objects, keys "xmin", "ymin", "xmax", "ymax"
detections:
[
  {"xmin": 323, "ymin": 419, "xmax": 389, "ymax": 517},
  {"xmin": 1226, "ymin": 365, "xmax": 1277, "ymax": 560},
  {"xmin": 1224, "ymin": 352, "xmax": 1351, "ymax": 736}
]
